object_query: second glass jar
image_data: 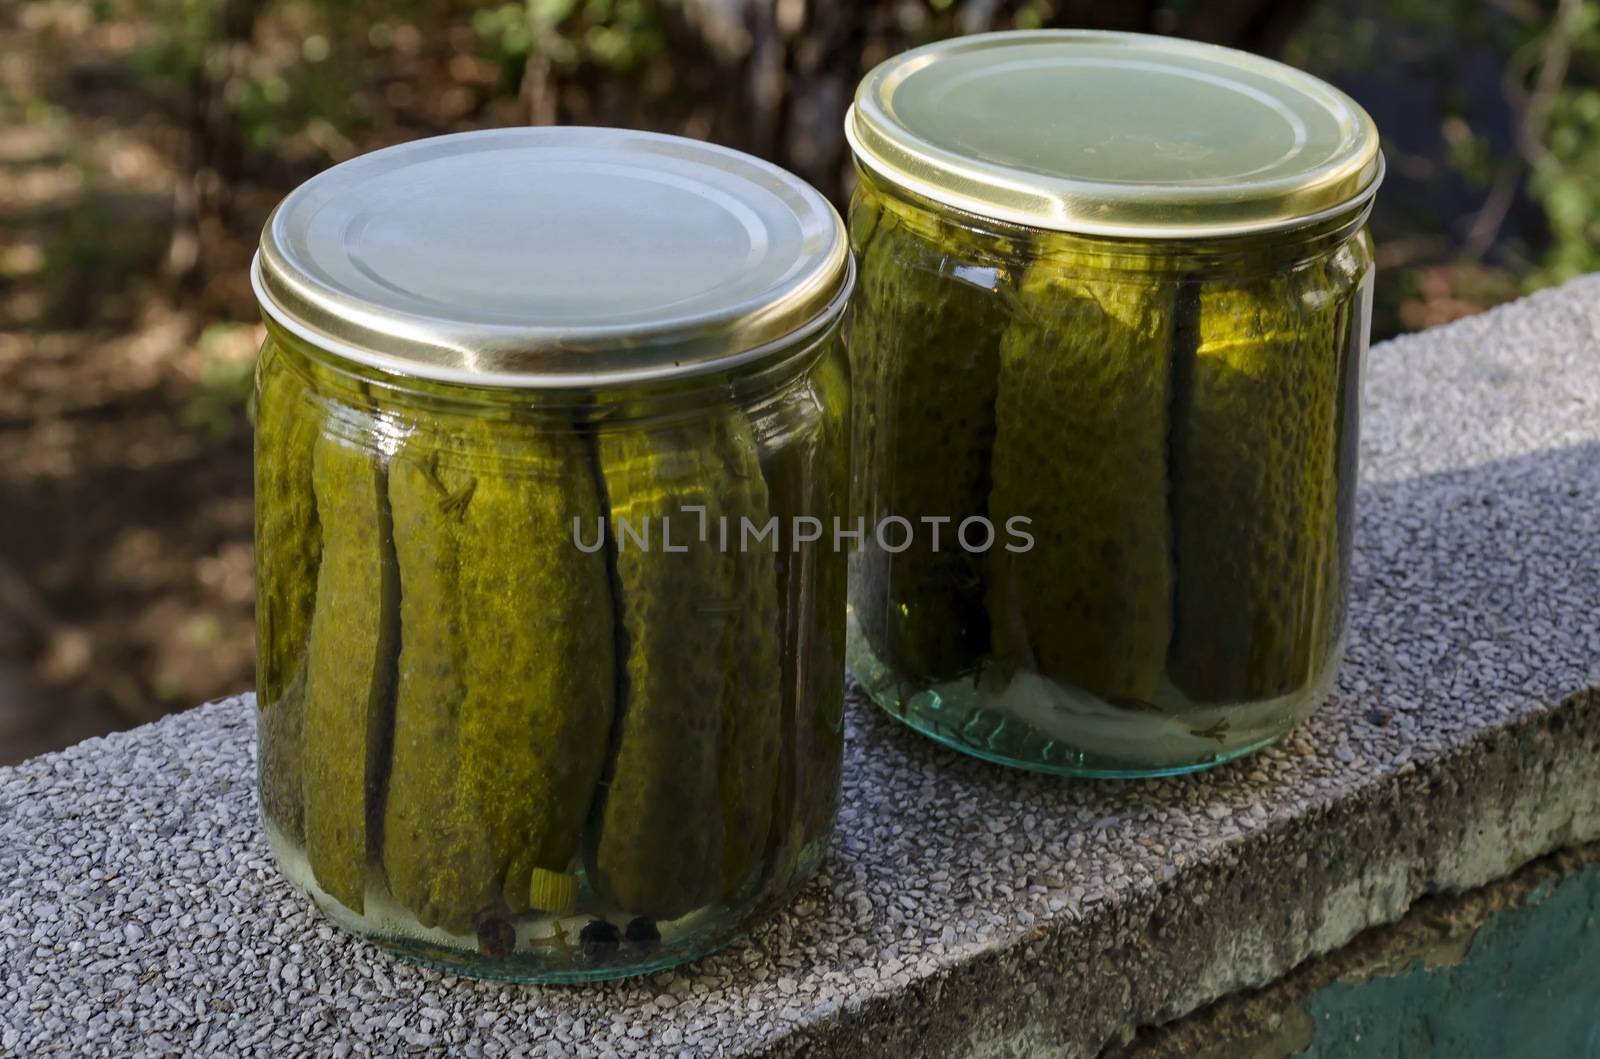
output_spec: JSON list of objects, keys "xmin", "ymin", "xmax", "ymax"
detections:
[
  {"xmin": 845, "ymin": 170, "xmax": 1373, "ymax": 775},
  {"xmin": 841, "ymin": 31, "xmax": 1381, "ymax": 775}
]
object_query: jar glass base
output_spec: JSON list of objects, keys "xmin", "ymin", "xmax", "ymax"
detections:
[
  {"xmin": 265, "ymin": 822, "xmax": 826, "ymax": 983},
  {"xmin": 848, "ymin": 611, "xmax": 1336, "ymax": 778}
]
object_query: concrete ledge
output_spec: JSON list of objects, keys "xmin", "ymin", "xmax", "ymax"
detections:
[
  {"xmin": 4, "ymin": 276, "xmax": 1600, "ymax": 1058},
  {"xmin": 1107, "ymin": 842, "xmax": 1600, "ymax": 1058}
]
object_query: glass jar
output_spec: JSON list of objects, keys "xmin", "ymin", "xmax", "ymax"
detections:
[
  {"xmin": 251, "ymin": 128, "xmax": 851, "ymax": 981},
  {"xmin": 843, "ymin": 31, "xmax": 1380, "ymax": 777}
]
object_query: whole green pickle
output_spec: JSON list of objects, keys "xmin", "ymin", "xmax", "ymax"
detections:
[
  {"xmin": 798, "ymin": 346, "xmax": 848, "ymax": 851},
  {"xmin": 845, "ymin": 193, "xmax": 886, "ymax": 546},
  {"xmin": 762, "ymin": 345, "xmax": 849, "ymax": 881},
  {"xmin": 848, "ymin": 186, "xmax": 1012, "ymax": 684},
  {"xmin": 588, "ymin": 412, "xmax": 782, "ymax": 921},
  {"xmin": 756, "ymin": 388, "xmax": 821, "ymax": 884},
  {"xmin": 253, "ymin": 341, "xmax": 322, "ymax": 844},
  {"xmin": 1320, "ymin": 236, "xmax": 1374, "ymax": 664},
  {"xmin": 382, "ymin": 418, "xmax": 614, "ymax": 935},
  {"xmin": 715, "ymin": 417, "xmax": 783, "ymax": 899},
  {"xmin": 985, "ymin": 242, "xmax": 1175, "ymax": 703},
  {"xmin": 300, "ymin": 431, "xmax": 400, "ymax": 914},
  {"xmin": 1169, "ymin": 253, "xmax": 1357, "ymax": 703},
  {"xmin": 258, "ymin": 663, "xmax": 308, "ymax": 845}
]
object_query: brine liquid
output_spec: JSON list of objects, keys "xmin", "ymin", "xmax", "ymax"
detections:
[
  {"xmin": 264, "ymin": 819, "xmax": 828, "ymax": 983},
  {"xmin": 849, "ymin": 610, "xmax": 1342, "ymax": 777}
]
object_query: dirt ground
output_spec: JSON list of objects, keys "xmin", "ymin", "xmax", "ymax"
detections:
[
  {"xmin": 0, "ymin": 4, "xmax": 263, "ymax": 763},
  {"xmin": 0, "ymin": 0, "xmax": 537, "ymax": 764}
]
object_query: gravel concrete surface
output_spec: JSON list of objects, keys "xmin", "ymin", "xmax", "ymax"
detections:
[{"xmin": 4, "ymin": 277, "xmax": 1600, "ymax": 1057}]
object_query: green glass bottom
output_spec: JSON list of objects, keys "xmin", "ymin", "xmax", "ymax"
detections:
[
  {"xmin": 265, "ymin": 822, "xmax": 825, "ymax": 983},
  {"xmin": 847, "ymin": 611, "xmax": 1336, "ymax": 779}
]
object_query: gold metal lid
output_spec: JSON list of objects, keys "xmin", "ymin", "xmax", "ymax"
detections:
[
  {"xmin": 253, "ymin": 127, "xmax": 851, "ymax": 388},
  {"xmin": 846, "ymin": 30, "xmax": 1382, "ymax": 238}
]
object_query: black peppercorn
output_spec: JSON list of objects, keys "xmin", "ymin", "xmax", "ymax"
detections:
[
  {"xmin": 624, "ymin": 917, "xmax": 661, "ymax": 946},
  {"xmin": 580, "ymin": 919, "xmax": 621, "ymax": 958},
  {"xmin": 476, "ymin": 917, "xmax": 517, "ymax": 959}
]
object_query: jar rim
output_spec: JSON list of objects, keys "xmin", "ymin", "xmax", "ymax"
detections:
[
  {"xmin": 853, "ymin": 159, "xmax": 1377, "ymax": 263},
  {"xmin": 253, "ymin": 127, "xmax": 852, "ymax": 389},
  {"xmin": 846, "ymin": 29, "xmax": 1383, "ymax": 239},
  {"xmin": 254, "ymin": 253, "xmax": 853, "ymax": 391}
]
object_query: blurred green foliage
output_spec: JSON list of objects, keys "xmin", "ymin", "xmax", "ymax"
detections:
[
  {"xmin": 60, "ymin": 0, "xmax": 1600, "ymax": 335},
  {"xmin": 1286, "ymin": 0, "xmax": 1600, "ymax": 328},
  {"xmin": 1535, "ymin": 4, "xmax": 1600, "ymax": 285},
  {"xmin": 472, "ymin": 0, "xmax": 667, "ymax": 76},
  {"xmin": 121, "ymin": 0, "xmax": 373, "ymax": 157},
  {"xmin": 181, "ymin": 323, "xmax": 259, "ymax": 442}
]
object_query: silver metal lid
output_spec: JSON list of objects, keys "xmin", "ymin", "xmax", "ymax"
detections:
[
  {"xmin": 252, "ymin": 127, "xmax": 851, "ymax": 388},
  {"xmin": 846, "ymin": 30, "xmax": 1382, "ymax": 238}
]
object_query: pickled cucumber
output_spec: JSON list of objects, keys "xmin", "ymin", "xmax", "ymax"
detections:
[
  {"xmin": 848, "ymin": 189, "xmax": 1012, "ymax": 683},
  {"xmin": 1322, "ymin": 237, "xmax": 1374, "ymax": 662},
  {"xmin": 378, "ymin": 447, "xmax": 467, "ymax": 928},
  {"xmin": 382, "ymin": 419, "xmax": 614, "ymax": 934},
  {"xmin": 588, "ymin": 413, "xmax": 783, "ymax": 921},
  {"xmin": 300, "ymin": 432, "xmax": 400, "ymax": 914},
  {"xmin": 715, "ymin": 417, "xmax": 783, "ymax": 898},
  {"xmin": 253, "ymin": 342, "xmax": 321, "ymax": 843},
  {"xmin": 752, "ymin": 345, "xmax": 850, "ymax": 884},
  {"xmin": 799, "ymin": 347, "xmax": 848, "ymax": 849},
  {"xmin": 985, "ymin": 245, "xmax": 1175, "ymax": 703},
  {"xmin": 1169, "ymin": 253, "xmax": 1362, "ymax": 701},
  {"xmin": 845, "ymin": 192, "xmax": 886, "ymax": 548},
  {"xmin": 758, "ymin": 384, "xmax": 825, "ymax": 881},
  {"xmin": 258, "ymin": 661, "xmax": 307, "ymax": 844}
]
